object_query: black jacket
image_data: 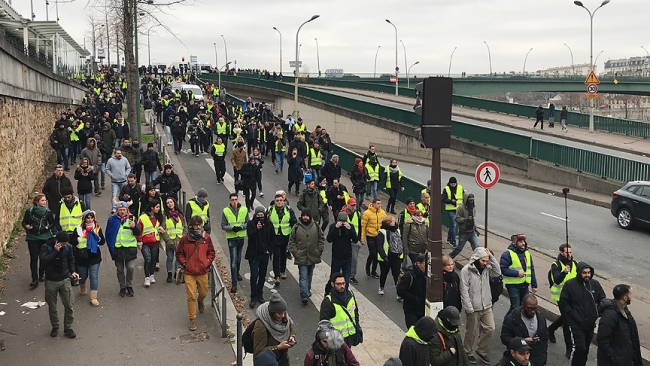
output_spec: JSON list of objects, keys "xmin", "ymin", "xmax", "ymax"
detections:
[
  {"xmin": 443, "ymin": 270, "xmax": 462, "ymax": 312},
  {"xmin": 239, "ymin": 162, "xmax": 261, "ymax": 190},
  {"xmin": 42, "ymin": 174, "xmax": 73, "ymax": 212},
  {"xmin": 558, "ymin": 262, "xmax": 606, "ymax": 331},
  {"xmin": 500, "ymin": 307, "xmax": 548, "ymax": 366},
  {"xmin": 327, "ymin": 184, "xmax": 349, "ymax": 212},
  {"xmin": 141, "ymin": 149, "xmax": 162, "ymax": 172},
  {"xmin": 550, "ymin": 254, "xmax": 577, "ymax": 286},
  {"xmin": 597, "ymin": 299, "xmax": 642, "ymax": 366},
  {"xmin": 245, "ymin": 216, "xmax": 271, "ymax": 260},
  {"xmin": 119, "ymin": 183, "xmax": 143, "ymax": 216},
  {"xmin": 496, "ymin": 351, "xmax": 529, "ymax": 366},
  {"xmin": 397, "ymin": 264, "xmax": 427, "ymax": 317},
  {"xmin": 39, "ymin": 239, "xmax": 75, "ymax": 282},
  {"xmin": 326, "ymin": 222, "xmax": 358, "ymax": 259},
  {"xmin": 74, "ymin": 166, "xmax": 95, "ymax": 195},
  {"xmin": 68, "ymin": 226, "xmax": 106, "ymax": 267},
  {"xmin": 152, "ymin": 172, "xmax": 182, "ymax": 198},
  {"xmin": 399, "ymin": 316, "xmax": 437, "ymax": 366},
  {"xmin": 321, "ymin": 160, "xmax": 341, "ymax": 185}
]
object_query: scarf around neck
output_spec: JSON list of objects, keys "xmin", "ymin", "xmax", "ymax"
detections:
[{"xmin": 256, "ymin": 302, "xmax": 293, "ymax": 342}]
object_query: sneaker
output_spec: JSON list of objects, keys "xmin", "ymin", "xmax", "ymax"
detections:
[
  {"xmin": 378, "ymin": 287, "xmax": 384, "ymax": 295},
  {"xmin": 237, "ymin": 274, "xmax": 242, "ymax": 281},
  {"xmin": 371, "ymin": 272, "xmax": 380, "ymax": 279},
  {"xmin": 50, "ymin": 327, "xmax": 59, "ymax": 338},
  {"xmin": 249, "ymin": 297, "xmax": 257, "ymax": 309},
  {"xmin": 144, "ymin": 277, "xmax": 151, "ymax": 287},
  {"xmin": 126, "ymin": 287, "xmax": 134, "ymax": 297},
  {"xmin": 64, "ymin": 329, "xmax": 76, "ymax": 339},
  {"xmin": 548, "ymin": 331, "xmax": 556, "ymax": 343},
  {"xmin": 198, "ymin": 302, "xmax": 205, "ymax": 313},
  {"xmin": 189, "ymin": 319, "xmax": 197, "ymax": 331},
  {"xmin": 468, "ymin": 355, "xmax": 477, "ymax": 364},
  {"xmin": 259, "ymin": 192, "xmax": 264, "ymax": 197},
  {"xmin": 350, "ymin": 277, "xmax": 359, "ymax": 285},
  {"xmin": 301, "ymin": 298, "xmax": 309, "ymax": 305},
  {"xmin": 281, "ymin": 273, "xmax": 287, "ymax": 279},
  {"xmin": 274, "ymin": 277, "xmax": 280, "ymax": 286},
  {"xmin": 476, "ymin": 353, "xmax": 490, "ymax": 364},
  {"xmin": 275, "ymin": 169, "xmax": 279, "ymax": 174},
  {"xmin": 230, "ymin": 284, "xmax": 237, "ymax": 293},
  {"xmin": 397, "ymin": 296, "xmax": 403, "ymax": 301},
  {"xmin": 30, "ymin": 280, "xmax": 38, "ymax": 288},
  {"xmin": 119, "ymin": 287, "xmax": 127, "ymax": 297},
  {"xmin": 95, "ymin": 191, "xmax": 102, "ymax": 196},
  {"xmin": 101, "ymin": 185, "xmax": 106, "ymax": 190},
  {"xmin": 166, "ymin": 272, "xmax": 173, "ymax": 283},
  {"xmin": 150, "ymin": 274, "xmax": 156, "ymax": 284}
]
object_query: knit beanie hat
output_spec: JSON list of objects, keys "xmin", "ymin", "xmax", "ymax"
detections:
[
  {"xmin": 56, "ymin": 231, "xmax": 69, "ymax": 243},
  {"xmin": 268, "ymin": 293, "xmax": 287, "ymax": 313},
  {"xmin": 197, "ymin": 188, "xmax": 208, "ymax": 198}
]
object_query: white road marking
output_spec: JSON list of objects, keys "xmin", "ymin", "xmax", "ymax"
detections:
[{"xmin": 540, "ymin": 212, "xmax": 570, "ymax": 221}]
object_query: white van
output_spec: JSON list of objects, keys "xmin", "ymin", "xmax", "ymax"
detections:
[{"xmin": 180, "ymin": 84, "xmax": 204, "ymax": 102}]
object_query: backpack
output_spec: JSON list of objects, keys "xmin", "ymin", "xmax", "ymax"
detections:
[
  {"xmin": 398, "ymin": 266, "xmax": 414, "ymax": 290},
  {"xmin": 242, "ymin": 318, "xmax": 259, "ymax": 354},
  {"xmin": 489, "ymin": 275, "xmax": 503, "ymax": 304},
  {"xmin": 548, "ymin": 260, "xmax": 561, "ymax": 288}
]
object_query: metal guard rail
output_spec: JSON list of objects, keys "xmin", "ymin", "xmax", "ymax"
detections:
[{"xmin": 210, "ymin": 262, "xmax": 228, "ymax": 338}]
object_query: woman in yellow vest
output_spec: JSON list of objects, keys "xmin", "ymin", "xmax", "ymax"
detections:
[
  {"xmin": 161, "ymin": 197, "xmax": 187, "ymax": 283},
  {"xmin": 69, "ymin": 210, "xmax": 105, "ymax": 306},
  {"xmin": 136, "ymin": 200, "xmax": 166, "ymax": 287},
  {"xmin": 376, "ymin": 215, "xmax": 404, "ymax": 296},
  {"xmin": 383, "ymin": 159, "xmax": 404, "ymax": 214}
]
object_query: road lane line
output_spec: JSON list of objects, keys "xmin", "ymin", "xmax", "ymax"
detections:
[{"xmin": 540, "ymin": 212, "xmax": 570, "ymax": 221}]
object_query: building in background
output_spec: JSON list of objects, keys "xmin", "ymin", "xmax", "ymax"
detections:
[
  {"xmin": 538, "ymin": 63, "xmax": 593, "ymax": 77},
  {"xmin": 603, "ymin": 56, "xmax": 650, "ymax": 77}
]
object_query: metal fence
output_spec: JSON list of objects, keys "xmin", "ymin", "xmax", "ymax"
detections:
[{"xmin": 210, "ymin": 263, "xmax": 228, "ymax": 338}]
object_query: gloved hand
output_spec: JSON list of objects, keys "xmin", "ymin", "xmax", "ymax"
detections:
[{"xmin": 232, "ymin": 226, "xmax": 241, "ymax": 232}]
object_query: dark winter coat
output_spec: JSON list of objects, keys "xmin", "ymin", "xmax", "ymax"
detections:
[
  {"xmin": 52, "ymin": 127, "xmax": 71, "ymax": 148},
  {"xmin": 151, "ymin": 171, "xmax": 182, "ymax": 198},
  {"xmin": 321, "ymin": 160, "xmax": 341, "ymax": 185},
  {"xmin": 287, "ymin": 154, "xmax": 304, "ymax": 183},
  {"xmin": 501, "ymin": 307, "xmax": 548, "ymax": 366},
  {"xmin": 443, "ymin": 270, "xmax": 462, "ymax": 312},
  {"xmin": 141, "ymin": 149, "xmax": 162, "ymax": 172},
  {"xmin": 429, "ymin": 318, "xmax": 470, "ymax": 366},
  {"xmin": 399, "ymin": 316, "xmax": 437, "ymax": 366},
  {"xmin": 42, "ymin": 173, "xmax": 73, "ymax": 212},
  {"xmin": 39, "ymin": 238, "xmax": 75, "ymax": 282},
  {"xmin": 245, "ymin": 216, "xmax": 271, "ymax": 260},
  {"xmin": 558, "ymin": 262, "xmax": 606, "ymax": 331},
  {"xmin": 326, "ymin": 222, "xmax": 358, "ymax": 259},
  {"xmin": 597, "ymin": 299, "xmax": 642, "ymax": 366},
  {"xmin": 297, "ymin": 188, "xmax": 326, "ymax": 223},
  {"xmin": 397, "ymin": 264, "xmax": 428, "ymax": 318},
  {"xmin": 73, "ymin": 165, "xmax": 95, "ymax": 195},
  {"xmin": 239, "ymin": 162, "xmax": 261, "ymax": 190},
  {"xmin": 350, "ymin": 167, "xmax": 367, "ymax": 194}
]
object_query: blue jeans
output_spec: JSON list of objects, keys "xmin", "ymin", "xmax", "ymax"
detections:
[
  {"xmin": 298, "ymin": 264, "xmax": 315, "ymax": 299},
  {"xmin": 77, "ymin": 262, "xmax": 100, "ymax": 290},
  {"xmin": 100, "ymin": 163, "xmax": 106, "ymax": 186},
  {"xmin": 115, "ymin": 138, "xmax": 124, "ymax": 148},
  {"xmin": 330, "ymin": 257, "xmax": 352, "ymax": 286},
  {"xmin": 141, "ymin": 244, "xmax": 159, "ymax": 277},
  {"xmin": 448, "ymin": 231, "xmax": 479, "ymax": 259},
  {"xmin": 275, "ymin": 152, "xmax": 285, "ymax": 170},
  {"xmin": 310, "ymin": 167, "xmax": 319, "ymax": 183},
  {"xmin": 57, "ymin": 147, "xmax": 69, "ymax": 168},
  {"xmin": 228, "ymin": 238, "xmax": 245, "ymax": 286},
  {"xmin": 446, "ymin": 211, "xmax": 457, "ymax": 245},
  {"xmin": 165, "ymin": 125, "xmax": 173, "ymax": 144},
  {"xmin": 145, "ymin": 170, "xmax": 157, "ymax": 186},
  {"xmin": 80, "ymin": 193, "xmax": 91, "ymax": 210},
  {"xmin": 111, "ymin": 181, "xmax": 126, "ymax": 210},
  {"xmin": 166, "ymin": 247, "xmax": 179, "ymax": 273},
  {"xmin": 70, "ymin": 141, "xmax": 80, "ymax": 161},
  {"xmin": 506, "ymin": 286, "xmax": 530, "ymax": 315},
  {"xmin": 249, "ymin": 253, "xmax": 270, "ymax": 299},
  {"xmin": 366, "ymin": 181, "xmax": 378, "ymax": 199}
]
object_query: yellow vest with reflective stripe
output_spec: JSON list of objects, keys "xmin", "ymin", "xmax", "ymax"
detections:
[
  {"xmin": 326, "ymin": 294, "xmax": 357, "ymax": 338},
  {"xmin": 309, "ymin": 148, "xmax": 322, "ymax": 166},
  {"xmin": 115, "ymin": 218, "xmax": 138, "ymax": 248},
  {"xmin": 188, "ymin": 200, "xmax": 210, "ymax": 226},
  {"xmin": 269, "ymin": 206, "xmax": 291, "ymax": 236},
  {"xmin": 223, "ymin": 206, "xmax": 247, "ymax": 239},
  {"xmin": 320, "ymin": 190, "xmax": 328, "ymax": 204},
  {"xmin": 59, "ymin": 201, "xmax": 83, "ymax": 232},
  {"xmin": 216, "ymin": 122, "xmax": 227, "ymax": 134},
  {"xmin": 347, "ymin": 210, "xmax": 360, "ymax": 236},
  {"xmin": 275, "ymin": 140, "xmax": 286, "ymax": 153},
  {"xmin": 139, "ymin": 214, "xmax": 161, "ymax": 241},
  {"xmin": 444, "ymin": 184, "xmax": 463, "ymax": 211},
  {"xmin": 165, "ymin": 217, "xmax": 184, "ymax": 240},
  {"xmin": 550, "ymin": 261, "xmax": 577, "ymax": 301},
  {"xmin": 503, "ymin": 249, "xmax": 532, "ymax": 285},
  {"xmin": 365, "ymin": 163, "xmax": 379, "ymax": 182},
  {"xmin": 77, "ymin": 227, "xmax": 101, "ymax": 249},
  {"xmin": 213, "ymin": 143, "xmax": 225, "ymax": 157},
  {"xmin": 294, "ymin": 123, "xmax": 306, "ymax": 133},
  {"xmin": 384, "ymin": 166, "xmax": 403, "ymax": 189},
  {"xmin": 416, "ymin": 203, "xmax": 430, "ymax": 225},
  {"xmin": 377, "ymin": 228, "xmax": 403, "ymax": 261}
]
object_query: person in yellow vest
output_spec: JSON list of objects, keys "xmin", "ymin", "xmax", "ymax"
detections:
[
  {"xmin": 268, "ymin": 193, "xmax": 298, "ymax": 286},
  {"xmin": 319, "ymin": 272, "xmax": 361, "ymax": 347},
  {"xmin": 136, "ymin": 200, "xmax": 165, "ymax": 288},
  {"xmin": 55, "ymin": 187, "xmax": 86, "ymax": 235},
  {"xmin": 383, "ymin": 159, "xmax": 404, "ymax": 214},
  {"xmin": 499, "ymin": 234, "xmax": 538, "ymax": 315},
  {"xmin": 68, "ymin": 210, "xmax": 105, "ymax": 306},
  {"xmin": 547, "ymin": 243, "xmax": 577, "ymax": 350},
  {"xmin": 308, "ymin": 141, "xmax": 324, "ymax": 184},
  {"xmin": 442, "ymin": 177, "xmax": 464, "ymax": 247},
  {"xmin": 398, "ymin": 197, "xmax": 417, "ymax": 232},
  {"xmin": 293, "ymin": 117, "xmax": 306, "ymax": 136},
  {"xmin": 376, "ymin": 215, "xmax": 403, "ymax": 296},
  {"xmin": 185, "ymin": 188, "xmax": 211, "ymax": 234},
  {"xmin": 215, "ymin": 118, "xmax": 229, "ymax": 154},
  {"xmin": 161, "ymin": 197, "xmax": 187, "ymax": 283},
  {"xmin": 210, "ymin": 137, "xmax": 227, "ymax": 184},
  {"xmin": 221, "ymin": 193, "xmax": 249, "ymax": 293},
  {"xmin": 416, "ymin": 192, "xmax": 430, "ymax": 225},
  {"xmin": 341, "ymin": 198, "xmax": 362, "ymax": 285},
  {"xmin": 106, "ymin": 201, "xmax": 141, "ymax": 297},
  {"xmin": 364, "ymin": 156, "xmax": 380, "ymax": 201}
]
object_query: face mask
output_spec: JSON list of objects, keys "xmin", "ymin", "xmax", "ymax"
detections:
[{"xmin": 189, "ymin": 229, "xmax": 203, "ymax": 237}]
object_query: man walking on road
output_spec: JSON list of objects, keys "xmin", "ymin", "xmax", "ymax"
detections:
[
  {"xmin": 105, "ymin": 201, "xmax": 141, "ymax": 297},
  {"xmin": 500, "ymin": 294, "xmax": 548, "ymax": 366},
  {"xmin": 500, "ymin": 234, "xmax": 538, "ymax": 315},
  {"xmin": 268, "ymin": 193, "xmax": 298, "ymax": 287},
  {"xmin": 326, "ymin": 212, "xmax": 358, "ymax": 286},
  {"xmin": 105, "ymin": 148, "xmax": 131, "ymax": 213},
  {"xmin": 558, "ymin": 262, "xmax": 606, "ymax": 365},
  {"xmin": 289, "ymin": 209, "xmax": 325, "ymax": 305},
  {"xmin": 442, "ymin": 177, "xmax": 463, "ymax": 247},
  {"xmin": 361, "ymin": 198, "xmax": 386, "ymax": 279},
  {"xmin": 186, "ymin": 188, "xmax": 211, "ymax": 234},
  {"xmin": 210, "ymin": 136, "xmax": 227, "ymax": 184},
  {"xmin": 221, "ymin": 193, "xmax": 249, "ymax": 293},
  {"xmin": 297, "ymin": 179, "xmax": 326, "ymax": 226},
  {"xmin": 460, "ymin": 247, "xmax": 501, "ymax": 364},
  {"xmin": 319, "ymin": 272, "xmax": 361, "ymax": 347},
  {"xmin": 245, "ymin": 207, "xmax": 271, "ymax": 308},
  {"xmin": 597, "ymin": 284, "xmax": 642, "ymax": 366},
  {"xmin": 396, "ymin": 254, "xmax": 428, "ymax": 328},
  {"xmin": 342, "ymin": 199, "xmax": 362, "ymax": 285},
  {"xmin": 497, "ymin": 337, "xmax": 533, "ymax": 366},
  {"xmin": 42, "ymin": 165, "xmax": 73, "ymax": 213},
  {"xmin": 548, "ymin": 243, "xmax": 577, "ymax": 349},
  {"xmin": 449, "ymin": 194, "xmax": 477, "ymax": 259}
]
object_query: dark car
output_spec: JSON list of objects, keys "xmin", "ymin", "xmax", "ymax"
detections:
[{"xmin": 611, "ymin": 181, "xmax": 650, "ymax": 229}]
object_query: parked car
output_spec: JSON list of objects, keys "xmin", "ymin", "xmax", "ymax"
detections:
[{"xmin": 611, "ymin": 181, "xmax": 650, "ymax": 229}]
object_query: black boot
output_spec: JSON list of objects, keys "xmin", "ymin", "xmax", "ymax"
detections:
[{"xmin": 166, "ymin": 272, "xmax": 173, "ymax": 283}]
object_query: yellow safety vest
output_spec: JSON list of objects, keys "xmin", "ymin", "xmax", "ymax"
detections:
[
  {"xmin": 188, "ymin": 200, "xmax": 210, "ymax": 226},
  {"xmin": 326, "ymin": 294, "xmax": 358, "ymax": 338},
  {"xmin": 402, "ymin": 209, "xmax": 412, "ymax": 224},
  {"xmin": 213, "ymin": 143, "xmax": 225, "ymax": 157},
  {"xmin": 115, "ymin": 218, "xmax": 138, "ymax": 248},
  {"xmin": 165, "ymin": 217, "xmax": 184, "ymax": 240},
  {"xmin": 347, "ymin": 210, "xmax": 360, "ymax": 235},
  {"xmin": 320, "ymin": 190, "xmax": 328, "ymax": 204},
  {"xmin": 216, "ymin": 122, "xmax": 227, "ymax": 135},
  {"xmin": 269, "ymin": 206, "xmax": 291, "ymax": 236},
  {"xmin": 550, "ymin": 261, "xmax": 577, "ymax": 301},
  {"xmin": 443, "ymin": 184, "xmax": 464, "ymax": 211},
  {"xmin": 377, "ymin": 228, "xmax": 403, "ymax": 261},
  {"xmin": 275, "ymin": 140, "xmax": 286, "ymax": 153},
  {"xmin": 294, "ymin": 123, "xmax": 306, "ymax": 133},
  {"xmin": 163, "ymin": 99, "xmax": 171, "ymax": 107},
  {"xmin": 59, "ymin": 201, "xmax": 83, "ymax": 232},
  {"xmin": 139, "ymin": 214, "xmax": 161, "ymax": 241},
  {"xmin": 310, "ymin": 148, "xmax": 322, "ymax": 167},
  {"xmin": 76, "ymin": 227, "xmax": 101, "ymax": 249},
  {"xmin": 223, "ymin": 206, "xmax": 247, "ymax": 239},
  {"xmin": 503, "ymin": 250, "xmax": 532, "ymax": 285},
  {"xmin": 384, "ymin": 166, "xmax": 403, "ymax": 189},
  {"xmin": 365, "ymin": 163, "xmax": 379, "ymax": 182}
]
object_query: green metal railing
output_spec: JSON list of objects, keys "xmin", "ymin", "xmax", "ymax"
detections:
[{"xmin": 452, "ymin": 121, "xmax": 531, "ymax": 155}]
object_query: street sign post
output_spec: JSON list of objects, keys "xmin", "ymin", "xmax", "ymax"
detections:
[
  {"xmin": 585, "ymin": 70, "xmax": 600, "ymax": 84},
  {"xmin": 587, "ymin": 83, "xmax": 598, "ymax": 99},
  {"xmin": 475, "ymin": 161, "xmax": 500, "ymax": 248}
]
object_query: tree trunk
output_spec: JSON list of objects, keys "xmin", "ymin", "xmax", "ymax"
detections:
[{"xmin": 122, "ymin": 0, "xmax": 138, "ymax": 137}]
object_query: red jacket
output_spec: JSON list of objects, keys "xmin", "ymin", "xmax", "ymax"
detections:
[
  {"xmin": 136, "ymin": 216, "xmax": 160, "ymax": 245},
  {"xmin": 176, "ymin": 232, "xmax": 216, "ymax": 275}
]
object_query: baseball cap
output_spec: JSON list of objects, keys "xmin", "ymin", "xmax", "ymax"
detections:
[{"xmin": 509, "ymin": 337, "xmax": 532, "ymax": 352}]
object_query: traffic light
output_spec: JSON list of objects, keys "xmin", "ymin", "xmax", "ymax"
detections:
[
  {"xmin": 182, "ymin": 56, "xmax": 185, "ymax": 62},
  {"xmin": 414, "ymin": 77, "xmax": 453, "ymax": 149}
]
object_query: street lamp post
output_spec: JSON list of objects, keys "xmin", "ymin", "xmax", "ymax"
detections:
[
  {"xmin": 273, "ymin": 27, "xmax": 282, "ymax": 75},
  {"xmin": 400, "ymin": 39, "xmax": 407, "ymax": 82},
  {"xmin": 448, "ymin": 46, "xmax": 457, "ymax": 77},
  {"xmin": 218, "ymin": 61, "xmax": 232, "ymax": 91},
  {"xmin": 484, "ymin": 41, "xmax": 492, "ymax": 77},
  {"xmin": 564, "ymin": 43, "xmax": 575, "ymax": 76},
  {"xmin": 594, "ymin": 50, "xmax": 604, "ymax": 67},
  {"xmin": 373, "ymin": 45, "xmax": 381, "ymax": 78},
  {"xmin": 523, "ymin": 48, "xmax": 533, "ymax": 74},
  {"xmin": 315, "ymin": 38, "xmax": 321, "ymax": 77},
  {"xmin": 147, "ymin": 28, "xmax": 152, "ymax": 66},
  {"xmin": 213, "ymin": 42, "xmax": 218, "ymax": 71},
  {"xmin": 407, "ymin": 61, "xmax": 419, "ymax": 88},
  {"xmin": 298, "ymin": 44, "xmax": 302, "ymax": 61},
  {"xmin": 294, "ymin": 15, "xmax": 320, "ymax": 117},
  {"xmin": 386, "ymin": 19, "xmax": 398, "ymax": 96},
  {"xmin": 221, "ymin": 34, "xmax": 228, "ymax": 69},
  {"xmin": 574, "ymin": 0, "xmax": 610, "ymax": 132}
]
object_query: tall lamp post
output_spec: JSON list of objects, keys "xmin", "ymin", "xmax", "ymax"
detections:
[
  {"xmin": 641, "ymin": 46, "xmax": 649, "ymax": 77},
  {"xmin": 523, "ymin": 47, "xmax": 533, "ymax": 74},
  {"xmin": 385, "ymin": 19, "xmax": 398, "ymax": 95},
  {"xmin": 213, "ymin": 42, "xmax": 218, "ymax": 71},
  {"xmin": 564, "ymin": 43, "xmax": 575, "ymax": 76},
  {"xmin": 373, "ymin": 46, "xmax": 381, "ymax": 78},
  {"xmin": 294, "ymin": 15, "xmax": 320, "ymax": 117},
  {"xmin": 315, "ymin": 38, "xmax": 321, "ymax": 77},
  {"xmin": 594, "ymin": 50, "xmax": 604, "ymax": 67},
  {"xmin": 400, "ymin": 39, "xmax": 407, "ymax": 82},
  {"xmin": 218, "ymin": 62, "xmax": 231, "ymax": 91},
  {"xmin": 448, "ymin": 46, "xmax": 457, "ymax": 77},
  {"xmin": 273, "ymin": 27, "xmax": 282, "ymax": 75},
  {"xmin": 221, "ymin": 34, "xmax": 228, "ymax": 69},
  {"xmin": 407, "ymin": 61, "xmax": 419, "ymax": 88},
  {"xmin": 574, "ymin": 0, "xmax": 610, "ymax": 132},
  {"xmin": 484, "ymin": 41, "xmax": 492, "ymax": 77}
]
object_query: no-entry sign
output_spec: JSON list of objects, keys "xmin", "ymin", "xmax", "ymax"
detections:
[{"xmin": 476, "ymin": 161, "xmax": 500, "ymax": 189}]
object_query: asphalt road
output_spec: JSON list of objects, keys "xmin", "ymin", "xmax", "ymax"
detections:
[
  {"xmin": 174, "ymin": 148, "xmax": 596, "ymax": 365},
  {"xmin": 377, "ymin": 157, "xmax": 650, "ymax": 289}
]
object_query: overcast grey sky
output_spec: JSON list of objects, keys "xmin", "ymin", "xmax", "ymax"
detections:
[{"xmin": 12, "ymin": 0, "xmax": 650, "ymax": 75}]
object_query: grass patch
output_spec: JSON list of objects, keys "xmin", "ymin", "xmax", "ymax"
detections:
[
  {"xmin": 141, "ymin": 117, "xmax": 146, "ymax": 123},
  {"xmin": 141, "ymin": 134, "xmax": 154, "ymax": 144}
]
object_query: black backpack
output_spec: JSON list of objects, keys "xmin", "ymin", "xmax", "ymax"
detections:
[
  {"xmin": 242, "ymin": 318, "xmax": 259, "ymax": 354},
  {"xmin": 489, "ymin": 275, "xmax": 503, "ymax": 304}
]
